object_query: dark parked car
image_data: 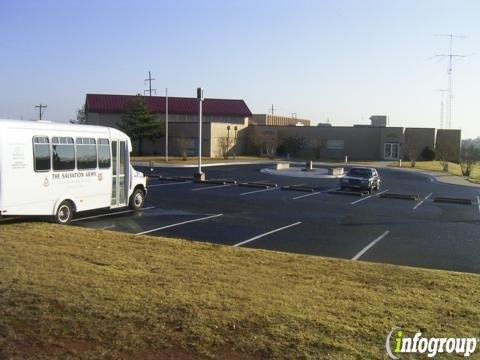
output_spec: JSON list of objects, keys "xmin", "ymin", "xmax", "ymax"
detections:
[{"xmin": 340, "ymin": 167, "xmax": 380, "ymax": 193}]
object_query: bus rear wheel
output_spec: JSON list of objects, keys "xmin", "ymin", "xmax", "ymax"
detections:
[
  {"xmin": 129, "ymin": 189, "xmax": 145, "ymax": 211},
  {"xmin": 55, "ymin": 201, "xmax": 74, "ymax": 224}
]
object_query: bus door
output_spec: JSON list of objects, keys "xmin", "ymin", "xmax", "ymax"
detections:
[{"xmin": 111, "ymin": 140, "xmax": 128, "ymax": 207}]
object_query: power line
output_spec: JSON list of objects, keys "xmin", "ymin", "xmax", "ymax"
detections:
[
  {"xmin": 35, "ymin": 103, "xmax": 47, "ymax": 120},
  {"xmin": 144, "ymin": 71, "xmax": 156, "ymax": 96}
]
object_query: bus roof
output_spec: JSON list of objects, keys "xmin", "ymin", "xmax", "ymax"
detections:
[{"xmin": 0, "ymin": 119, "xmax": 128, "ymax": 139}]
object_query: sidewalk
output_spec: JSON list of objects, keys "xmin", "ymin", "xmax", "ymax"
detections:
[{"xmin": 314, "ymin": 161, "xmax": 480, "ymax": 188}]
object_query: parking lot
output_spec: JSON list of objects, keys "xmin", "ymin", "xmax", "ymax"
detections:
[{"xmin": 41, "ymin": 164, "xmax": 480, "ymax": 273}]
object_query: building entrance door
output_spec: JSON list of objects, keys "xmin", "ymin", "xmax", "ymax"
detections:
[{"xmin": 384, "ymin": 143, "xmax": 400, "ymax": 160}]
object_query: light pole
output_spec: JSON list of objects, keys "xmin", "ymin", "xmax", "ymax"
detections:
[
  {"xmin": 226, "ymin": 125, "xmax": 231, "ymax": 160},
  {"xmin": 194, "ymin": 87, "xmax": 205, "ymax": 181},
  {"xmin": 165, "ymin": 88, "xmax": 169, "ymax": 162},
  {"xmin": 233, "ymin": 126, "xmax": 238, "ymax": 159}
]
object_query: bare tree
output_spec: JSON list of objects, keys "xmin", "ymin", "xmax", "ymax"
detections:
[
  {"xmin": 175, "ymin": 137, "xmax": 193, "ymax": 161},
  {"xmin": 404, "ymin": 141, "xmax": 417, "ymax": 168},
  {"xmin": 459, "ymin": 140, "xmax": 480, "ymax": 176},
  {"xmin": 436, "ymin": 150, "xmax": 450, "ymax": 172},
  {"xmin": 264, "ymin": 137, "xmax": 278, "ymax": 159},
  {"xmin": 217, "ymin": 137, "xmax": 234, "ymax": 159},
  {"xmin": 70, "ymin": 105, "xmax": 87, "ymax": 124}
]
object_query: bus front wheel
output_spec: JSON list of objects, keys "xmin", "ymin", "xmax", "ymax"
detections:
[
  {"xmin": 129, "ymin": 189, "xmax": 145, "ymax": 211},
  {"xmin": 55, "ymin": 201, "xmax": 74, "ymax": 224}
]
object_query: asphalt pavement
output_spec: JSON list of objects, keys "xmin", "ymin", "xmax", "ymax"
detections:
[{"xmin": 71, "ymin": 164, "xmax": 480, "ymax": 273}]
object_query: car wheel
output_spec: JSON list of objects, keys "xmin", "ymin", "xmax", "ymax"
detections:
[
  {"xmin": 55, "ymin": 201, "xmax": 73, "ymax": 224},
  {"xmin": 129, "ymin": 189, "xmax": 145, "ymax": 211}
]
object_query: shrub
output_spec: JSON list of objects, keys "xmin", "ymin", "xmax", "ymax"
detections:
[{"xmin": 421, "ymin": 146, "xmax": 436, "ymax": 161}]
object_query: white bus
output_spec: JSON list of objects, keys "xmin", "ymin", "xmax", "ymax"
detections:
[{"xmin": 0, "ymin": 119, "xmax": 147, "ymax": 224}]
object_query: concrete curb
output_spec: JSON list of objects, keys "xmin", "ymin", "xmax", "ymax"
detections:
[
  {"xmin": 133, "ymin": 160, "xmax": 280, "ymax": 168},
  {"xmin": 328, "ymin": 190, "xmax": 364, "ymax": 197},
  {"xmin": 281, "ymin": 185, "xmax": 316, "ymax": 192},
  {"xmin": 434, "ymin": 197, "xmax": 473, "ymax": 205},
  {"xmin": 379, "ymin": 192, "xmax": 419, "ymax": 201}
]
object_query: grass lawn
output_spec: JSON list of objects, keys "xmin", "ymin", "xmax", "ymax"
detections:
[
  {"xmin": 392, "ymin": 161, "xmax": 480, "ymax": 182},
  {"xmin": 1, "ymin": 223, "xmax": 479, "ymax": 359}
]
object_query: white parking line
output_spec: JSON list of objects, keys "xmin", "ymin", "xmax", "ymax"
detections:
[
  {"xmin": 292, "ymin": 192, "xmax": 322, "ymax": 200},
  {"xmin": 148, "ymin": 181, "xmax": 192, "ymax": 188},
  {"xmin": 72, "ymin": 206, "xmax": 155, "ymax": 222},
  {"xmin": 352, "ymin": 230, "xmax": 390, "ymax": 261},
  {"xmin": 137, "ymin": 213, "xmax": 223, "ymax": 235},
  {"xmin": 350, "ymin": 189, "xmax": 389, "ymax": 205},
  {"xmin": 233, "ymin": 222, "xmax": 302, "ymax": 247},
  {"xmin": 413, "ymin": 193, "xmax": 433, "ymax": 210},
  {"xmin": 240, "ymin": 187, "xmax": 278, "ymax": 196},
  {"xmin": 191, "ymin": 184, "xmax": 234, "ymax": 191}
]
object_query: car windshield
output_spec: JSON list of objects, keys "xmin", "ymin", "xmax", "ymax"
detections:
[{"xmin": 347, "ymin": 168, "xmax": 372, "ymax": 178}]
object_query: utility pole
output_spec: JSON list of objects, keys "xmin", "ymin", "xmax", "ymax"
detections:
[
  {"xmin": 434, "ymin": 34, "xmax": 467, "ymax": 129},
  {"xmin": 165, "ymin": 88, "xmax": 169, "ymax": 162},
  {"xmin": 144, "ymin": 71, "xmax": 156, "ymax": 96},
  {"xmin": 269, "ymin": 104, "xmax": 276, "ymax": 115},
  {"xmin": 35, "ymin": 104, "xmax": 47, "ymax": 120}
]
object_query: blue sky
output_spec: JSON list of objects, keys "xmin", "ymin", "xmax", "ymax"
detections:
[{"xmin": 1, "ymin": 0, "xmax": 478, "ymax": 138}]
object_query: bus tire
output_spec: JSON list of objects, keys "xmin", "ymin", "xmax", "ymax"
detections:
[
  {"xmin": 129, "ymin": 189, "xmax": 145, "ymax": 211},
  {"xmin": 55, "ymin": 201, "xmax": 74, "ymax": 224}
]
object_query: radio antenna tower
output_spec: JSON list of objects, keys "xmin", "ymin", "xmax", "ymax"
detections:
[
  {"xmin": 144, "ymin": 71, "xmax": 156, "ymax": 96},
  {"xmin": 434, "ymin": 34, "xmax": 467, "ymax": 129},
  {"xmin": 438, "ymin": 89, "xmax": 448, "ymax": 129}
]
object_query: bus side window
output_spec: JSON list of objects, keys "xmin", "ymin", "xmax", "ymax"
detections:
[
  {"xmin": 76, "ymin": 137, "xmax": 97, "ymax": 170},
  {"xmin": 98, "ymin": 138, "xmax": 111, "ymax": 169},
  {"xmin": 33, "ymin": 136, "xmax": 51, "ymax": 172},
  {"xmin": 52, "ymin": 137, "xmax": 75, "ymax": 171}
]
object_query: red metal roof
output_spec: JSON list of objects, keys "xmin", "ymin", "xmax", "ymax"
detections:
[{"xmin": 86, "ymin": 94, "xmax": 252, "ymax": 117}]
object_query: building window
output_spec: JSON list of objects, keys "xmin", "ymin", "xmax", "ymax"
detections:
[
  {"xmin": 327, "ymin": 139, "xmax": 344, "ymax": 150},
  {"xmin": 33, "ymin": 136, "xmax": 51, "ymax": 172},
  {"xmin": 52, "ymin": 137, "xmax": 75, "ymax": 171}
]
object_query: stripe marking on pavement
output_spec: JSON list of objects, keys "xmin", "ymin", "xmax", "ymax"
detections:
[
  {"xmin": 148, "ymin": 181, "xmax": 192, "ymax": 188},
  {"xmin": 233, "ymin": 222, "xmax": 302, "ymax": 247},
  {"xmin": 292, "ymin": 192, "xmax": 322, "ymax": 200},
  {"xmin": 413, "ymin": 193, "xmax": 433, "ymax": 210},
  {"xmin": 240, "ymin": 187, "xmax": 278, "ymax": 196},
  {"xmin": 137, "ymin": 213, "xmax": 223, "ymax": 235},
  {"xmin": 350, "ymin": 190, "xmax": 389, "ymax": 205},
  {"xmin": 191, "ymin": 184, "xmax": 234, "ymax": 191},
  {"xmin": 352, "ymin": 230, "xmax": 390, "ymax": 261}
]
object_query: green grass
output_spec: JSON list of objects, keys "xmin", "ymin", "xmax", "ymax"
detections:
[
  {"xmin": 1, "ymin": 223, "xmax": 479, "ymax": 359},
  {"xmin": 391, "ymin": 161, "xmax": 480, "ymax": 182}
]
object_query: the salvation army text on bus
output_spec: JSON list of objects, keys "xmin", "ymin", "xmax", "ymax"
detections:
[{"xmin": 0, "ymin": 119, "xmax": 147, "ymax": 224}]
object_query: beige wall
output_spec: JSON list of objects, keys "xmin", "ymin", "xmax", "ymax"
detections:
[
  {"xmin": 86, "ymin": 112, "xmax": 461, "ymax": 160},
  {"xmin": 436, "ymin": 129, "xmax": 461, "ymax": 161},
  {"xmin": 250, "ymin": 114, "xmax": 311, "ymax": 126},
  {"xmin": 209, "ymin": 121, "xmax": 249, "ymax": 158},
  {"xmin": 403, "ymin": 128, "xmax": 435, "ymax": 160}
]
